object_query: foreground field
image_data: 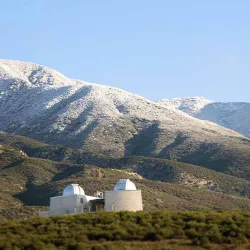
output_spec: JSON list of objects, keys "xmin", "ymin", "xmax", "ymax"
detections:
[{"xmin": 1, "ymin": 211, "xmax": 250, "ymax": 250}]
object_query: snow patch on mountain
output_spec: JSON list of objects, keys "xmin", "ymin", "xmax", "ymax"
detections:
[
  {"xmin": 156, "ymin": 97, "xmax": 213, "ymax": 116},
  {"xmin": 158, "ymin": 97, "xmax": 250, "ymax": 138},
  {"xmin": 0, "ymin": 59, "xmax": 247, "ymax": 157}
]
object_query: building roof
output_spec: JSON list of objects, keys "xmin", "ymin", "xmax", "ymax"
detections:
[
  {"xmin": 63, "ymin": 184, "xmax": 85, "ymax": 196},
  {"xmin": 114, "ymin": 179, "xmax": 137, "ymax": 191}
]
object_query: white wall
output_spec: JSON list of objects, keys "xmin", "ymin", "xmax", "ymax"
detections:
[
  {"xmin": 104, "ymin": 190, "xmax": 143, "ymax": 212},
  {"xmin": 49, "ymin": 194, "xmax": 89, "ymax": 216}
]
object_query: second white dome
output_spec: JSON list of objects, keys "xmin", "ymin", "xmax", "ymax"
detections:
[{"xmin": 114, "ymin": 179, "xmax": 137, "ymax": 191}]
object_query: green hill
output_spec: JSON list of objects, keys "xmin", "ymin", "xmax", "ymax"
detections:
[
  {"xmin": 3, "ymin": 154, "xmax": 250, "ymax": 220},
  {"xmin": 2, "ymin": 133, "xmax": 250, "ymax": 220}
]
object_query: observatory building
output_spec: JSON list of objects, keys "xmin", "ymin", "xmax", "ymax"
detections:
[
  {"xmin": 105, "ymin": 179, "xmax": 143, "ymax": 211},
  {"xmin": 41, "ymin": 179, "xmax": 143, "ymax": 217},
  {"xmin": 48, "ymin": 184, "xmax": 104, "ymax": 216}
]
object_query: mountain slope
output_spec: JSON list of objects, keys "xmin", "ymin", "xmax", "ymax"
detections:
[
  {"xmin": 2, "ymin": 137, "xmax": 250, "ymax": 220},
  {"xmin": 157, "ymin": 97, "xmax": 250, "ymax": 138},
  {"xmin": 2, "ymin": 132, "xmax": 250, "ymax": 203},
  {"xmin": 156, "ymin": 97, "xmax": 213, "ymax": 116},
  {"xmin": 1, "ymin": 60, "xmax": 250, "ymax": 180}
]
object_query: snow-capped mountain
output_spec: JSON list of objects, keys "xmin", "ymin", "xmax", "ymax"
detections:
[
  {"xmin": 1, "ymin": 59, "xmax": 250, "ymax": 179},
  {"xmin": 157, "ymin": 97, "xmax": 250, "ymax": 138},
  {"xmin": 156, "ymin": 97, "xmax": 213, "ymax": 116}
]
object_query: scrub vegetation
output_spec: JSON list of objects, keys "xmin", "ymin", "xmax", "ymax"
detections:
[
  {"xmin": 2, "ymin": 133, "xmax": 250, "ymax": 221},
  {"xmin": 1, "ymin": 210, "xmax": 250, "ymax": 250}
]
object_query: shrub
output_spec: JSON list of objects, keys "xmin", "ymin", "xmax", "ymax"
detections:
[
  {"xmin": 1, "ymin": 210, "xmax": 250, "ymax": 248},
  {"xmin": 200, "ymin": 237, "xmax": 210, "ymax": 247},
  {"xmin": 144, "ymin": 231, "xmax": 161, "ymax": 241}
]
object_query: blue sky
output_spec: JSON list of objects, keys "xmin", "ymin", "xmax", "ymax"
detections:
[{"xmin": 1, "ymin": 0, "xmax": 250, "ymax": 102}]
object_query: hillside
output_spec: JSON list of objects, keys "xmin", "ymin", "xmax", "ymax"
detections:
[
  {"xmin": 2, "ymin": 133, "xmax": 250, "ymax": 221},
  {"xmin": 3, "ymin": 132, "xmax": 250, "ymax": 197},
  {"xmin": 1, "ymin": 60, "xmax": 250, "ymax": 180},
  {"xmin": 157, "ymin": 97, "xmax": 250, "ymax": 138}
]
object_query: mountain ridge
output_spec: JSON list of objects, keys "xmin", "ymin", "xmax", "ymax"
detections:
[
  {"xmin": 1, "ymin": 59, "xmax": 250, "ymax": 180},
  {"xmin": 157, "ymin": 97, "xmax": 250, "ymax": 138}
]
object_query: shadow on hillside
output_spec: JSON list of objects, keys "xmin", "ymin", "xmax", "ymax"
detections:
[
  {"xmin": 124, "ymin": 121, "xmax": 161, "ymax": 157},
  {"xmin": 2, "ymin": 159, "xmax": 25, "ymax": 169},
  {"xmin": 41, "ymin": 104, "xmax": 98, "ymax": 149},
  {"xmin": 51, "ymin": 165, "xmax": 84, "ymax": 182},
  {"xmin": 13, "ymin": 182, "xmax": 56, "ymax": 206},
  {"xmin": 13, "ymin": 164, "xmax": 86, "ymax": 206},
  {"xmin": 158, "ymin": 133, "xmax": 188, "ymax": 160},
  {"xmin": 180, "ymin": 143, "xmax": 230, "ymax": 173}
]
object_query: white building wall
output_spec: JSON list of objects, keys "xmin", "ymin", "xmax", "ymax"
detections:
[
  {"xmin": 49, "ymin": 194, "xmax": 89, "ymax": 216},
  {"xmin": 104, "ymin": 190, "xmax": 143, "ymax": 212}
]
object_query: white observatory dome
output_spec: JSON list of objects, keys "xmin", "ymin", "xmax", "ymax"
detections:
[
  {"xmin": 114, "ymin": 179, "xmax": 137, "ymax": 191},
  {"xmin": 63, "ymin": 184, "xmax": 85, "ymax": 196}
]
